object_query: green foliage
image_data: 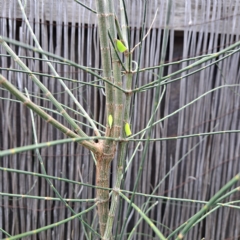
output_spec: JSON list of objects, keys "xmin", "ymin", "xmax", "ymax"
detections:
[
  {"xmin": 124, "ymin": 122, "xmax": 132, "ymax": 136},
  {"xmin": 108, "ymin": 114, "xmax": 113, "ymax": 128},
  {"xmin": 116, "ymin": 39, "xmax": 128, "ymax": 53}
]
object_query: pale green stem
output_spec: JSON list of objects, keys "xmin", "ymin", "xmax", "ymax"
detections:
[
  {"xmin": 131, "ymin": 84, "xmax": 240, "ymax": 138},
  {"xmin": 0, "ymin": 166, "xmax": 111, "ymax": 191},
  {"xmin": 0, "ymin": 38, "xmax": 90, "ymax": 139},
  {"xmin": 0, "ymin": 36, "xmax": 126, "ymax": 92},
  {"xmin": 17, "ymin": 0, "xmax": 101, "ymax": 137},
  {"xmin": 1, "ymin": 129, "xmax": 240, "ymax": 158},
  {"xmin": 95, "ymin": 0, "xmax": 116, "ymax": 236},
  {"xmin": 125, "ymin": 85, "xmax": 166, "ymax": 171},
  {"xmin": 175, "ymin": 174, "xmax": 240, "ymax": 239},
  {"xmin": 0, "ymin": 66, "xmax": 104, "ymax": 87},
  {"xmin": 139, "ymin": 49, "xmax": 240, "ymax": 91},
  {"xmin": 127, "ymin": 201, "xmax": 159, "ymax": 240},
  {"xmin": 103, "ymin": 1, "xmax": 125, "ymax": 238},
  {"xmin": 0, "ymin": 74, "xmax": 97, "ymax": 152},
  {"xmin": 0, "ymin": 229, "xmax": 11, "ymax": 238},
  {"xmin": 2, "ymin": 165, "xmax": 240, "ymax": 209},
  {"xmin": 168, "ymin": 188, "xmax": 240, "ymax": 239},
  {"xmin": 119, "ymin": 192, "xmax": 167, "ymax": 240},
  {"xmin": 0, "ymin": 192, "xmax": 94, "ymax": 203},
  {"xmin": 138, "ymin": 41, "xmax": 240, "ymax": 91},
  {"xmin": 25, "ymin": 88, "xmax": 89, "ymax": 236},
  {"xmin": 74, "ymin": 0, "xmax": 97, "ymax": 13},
  {"xmin": 5, "ymin": 204, "xmax": 99, "ymax": 240},
  {"xmin": 113, "ymin": 1, "xmax": 133, "ymax": 238}
]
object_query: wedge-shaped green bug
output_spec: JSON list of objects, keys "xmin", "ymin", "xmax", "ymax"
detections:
[
  {"xmin": 116, "ymin": 39, "xmax": 128, "ymax": 53},
  {"xmin": 124, "ymin": 122, "xmax": 132, "ymax": 136},
  {"xmin": 108, "ymin": 114, "xmax": 113, "ymax": 128}
]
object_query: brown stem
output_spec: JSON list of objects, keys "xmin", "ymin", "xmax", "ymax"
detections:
[{"xmin": 95, "ymin": 139, "xmax": 115, "ymax": 236}]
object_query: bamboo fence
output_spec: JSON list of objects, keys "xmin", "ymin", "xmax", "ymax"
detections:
[{"xmin": 0, "ymin": 0, "xmax": 240, "ymax": 239}]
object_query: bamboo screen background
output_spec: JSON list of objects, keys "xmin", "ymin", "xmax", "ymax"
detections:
[{"xmin": 0, "ymin": 0, "xmax": 240, "ymax": 239}]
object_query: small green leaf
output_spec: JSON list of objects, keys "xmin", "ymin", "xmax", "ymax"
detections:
[
  {"xmin": 124, "ymin": 122, "xmax": 132, "ymax": 136},
  {"xmin": 116, "ymin": 39, "xmax": 128, "ymax": 53},
  {"xmin": 108, "ymin": 114, "xmax": 113, "ymax": 128}
]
